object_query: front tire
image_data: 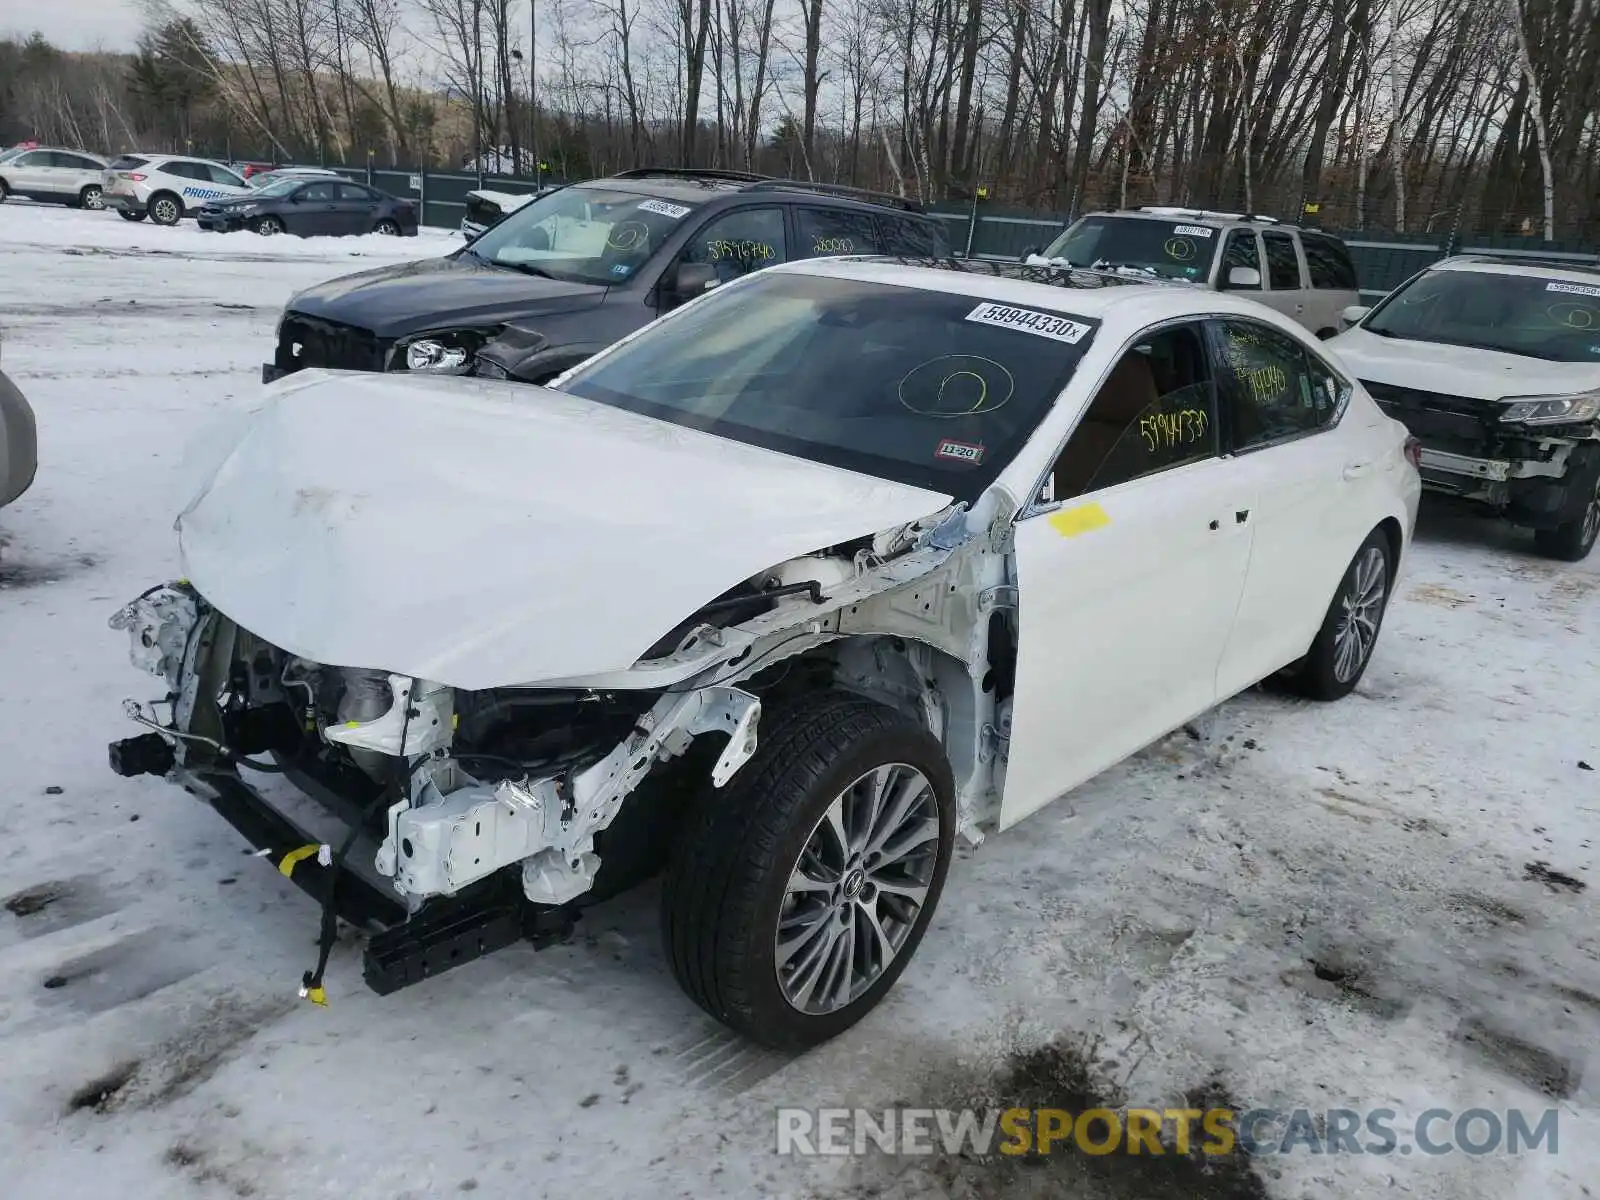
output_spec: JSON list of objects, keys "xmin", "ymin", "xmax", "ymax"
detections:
[
  {"xmin": 252, "ymin": 215, "xmax": 284, "ymax": 237},
  {"xmin": 661, "ymin": 694, "xmax": 955, "ymax": 1050},
  {"xmin": 79, "ymin": 184, "xmax": 104, "ymax": 210},
  {"xmin": 1533, "ymin": 454, "xmax": 1600, "ymax": 562},
  {"xmin": 148, "ymin": 192, "xmax": 182, "ymax": 226},
  {"xmin": 1288, "ymin": 530, "xmax": 1393, "ymax": 701}
]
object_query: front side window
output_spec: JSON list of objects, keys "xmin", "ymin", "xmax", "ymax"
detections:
[
  {"xmin": 678, "ymin": 207, "xmax": 788, "ymax": 282},
  {"xmin": 1210, "ymin": 319, "xmax": 1339, "ymax": 449},
  {"xmin": 296, "ymin": 182, "xmax": 338, "ymax": 202},
  {"xmin": 1049, "ymin": 324, "xmax": 1217, "ymax": 499},
  {"xmin": 1361, "ymin": 268, "xmax": 1600, "ymax": 363},
  {"xmin": 1262, "ymin": 231, "xmax": 1303, "ymax": 290},
  {"xmin": 562, "ymin": 272, "xmax": 1098, "ymax": 501},
  {"xmin": 1221, "ymin": 231, "xmax": 1262, "ymax": 290},
  {"xmin": 467, "ymin": 184, "xmax": 706, "ymax": 285},
  {"xmin": 1038, "ymin": 215, "xmax": 1219, "ymax": 281},
  {"xmin": 796, "ymin": 207, "xmax": 882, "ymax": 258}
]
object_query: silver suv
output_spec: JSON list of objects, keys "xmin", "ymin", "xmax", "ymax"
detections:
[
  {"xmin": 0, "ymin": 147, "xmax": 110, "ymax": 210},
  {"xmin": 1025, "ymin": 207, "xmax": 1361, "ymax": 339}
]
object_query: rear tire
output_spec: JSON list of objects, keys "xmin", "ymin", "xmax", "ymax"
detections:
[
  {"xmin": 373, "ymin": 219, "xmax": 400, "ymax": 236},
  {"xmin": 148, "ymin": 192, "xmax": 182, "ymax": 226},
  {"xmin": 1286, "ymin": 529, "xmax": 1393, "ymax": 701},
  {"xmin": 0, "ymin": 179, "xmax": 9, "ymax": 202},
  {"xmin": 661, "ymin": 693, "xmax": 956, "ymax": 1050},
  {"xmin": 118, "ymin": 209, "xmax": 146, "ymax": 222},
  {"xmin": 79, "ymin": 184, "xmax": 104, "ymax": 210}
]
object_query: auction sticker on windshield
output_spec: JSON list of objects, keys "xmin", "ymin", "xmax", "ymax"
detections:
[
  {"xmin": 1173, "ymin": 224, "xmax": 1214, "ymax": 238},
  {"xmin": 966, "ymin": 302, "xmax": 1091, "ymax": 344},
  {"xmin": 638, "ymin": 199, "xmax": 692, "ymax": 220},
  {"xmin": 1548, "ymin": 281, "xmax": 1600, "ymax": 298}
]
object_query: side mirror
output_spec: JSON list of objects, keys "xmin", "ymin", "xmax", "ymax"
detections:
[
  {"xmin": 1225, "ymin": 266, "xmax": 1261, "ymax": 289},
  {"xmin": 671, "ymin": 261, "xmax": 719, "ymax": 299},
  {"xmin": 1341, "ymin": 304, "xmax": 1371, "ymax": 327}
]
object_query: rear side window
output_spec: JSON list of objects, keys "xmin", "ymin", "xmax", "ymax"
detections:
[
  {"xmin": 796, "ymin": 206, "xmax": 883, "ymax": 258},
  {"xmin": 108, "ymin": 156, "xmax": 147, "ymax": 171},
  {"xmin": 161, "ymin": 161, "xmax": 202, "ymax": 180},
  {"xmin": 1210, "ymin": 319, "xmax": 1340, "ymax": 449},
  {"xmin": 878, "ymin": 215, "xmax": 946, "ymax": 257},
  {"xmin": 1301, "ymin": 233, "xmax": 1358, "ymax": 290},
  {"xmin": 48, "ymin": 151, "xmax": 94, "ymax": 169},
  {"xmin": 1262, "ymin": 232, "xmax": 1302, "ymax": 290},
  {"xmin": 338, "ymin": 183, "xmax": 378, "ymax": 202}
]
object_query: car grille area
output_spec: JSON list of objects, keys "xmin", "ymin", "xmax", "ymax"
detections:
[
  {"xmin": 1360, "ymin": 379, "xmax": 1504, "ymax": 457},
  {"xmin": 274, "ymin": 313, "xmax": 389, "ymax": 374}
]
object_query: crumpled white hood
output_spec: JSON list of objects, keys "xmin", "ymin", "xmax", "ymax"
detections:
[
  {"xmin": 1329, "ymin": 327, "xmax": 1600, "ymax": 400},
  {"xmin": 175, "ymin": 371, "xmax": 952, "ymax": 690}
]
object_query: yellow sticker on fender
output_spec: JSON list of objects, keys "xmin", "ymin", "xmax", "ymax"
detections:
[{"xmin": 1048, "ymin": 502, "xmax": 1111, "ymax": 538}]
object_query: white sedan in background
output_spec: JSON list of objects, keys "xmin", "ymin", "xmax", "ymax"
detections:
[{"xmin": 108, "ymin": 256, "xmax": 1421, "ymax": 1049}]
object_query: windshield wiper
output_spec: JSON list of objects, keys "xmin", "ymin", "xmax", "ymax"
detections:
[{"xmin": 501, "ymin": 262, "xmax": 561, "ymax": 280}]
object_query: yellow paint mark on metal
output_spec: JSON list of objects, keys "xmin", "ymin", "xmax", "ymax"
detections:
[
  {"xmin": 278, "ymin": 844, "xmax": 321, "ymax": 878},
  {"xmin": 1048, "ymin": 502, "xmax": 1111, "ymax": 539}
]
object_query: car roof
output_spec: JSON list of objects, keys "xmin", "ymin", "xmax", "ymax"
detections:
[
  {"xmin": 579, "ymin": 169, "xmax": 929, "ymax": 217},
  {"xmin": 1078, "ymin": 208, "xmax": 1336, "ymax": 238},
  {"xmin": 768, "ymin": 255, "xmax": 1290, "ymax": 325},
  {"xmin": 1428, "ymin": 255, "xmax": 1600, "ymax": 282}
]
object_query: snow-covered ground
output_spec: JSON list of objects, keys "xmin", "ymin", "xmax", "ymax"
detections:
[{"xmin": 1, "ymin": 203, "xmax": 1597, "ymax": 1200}]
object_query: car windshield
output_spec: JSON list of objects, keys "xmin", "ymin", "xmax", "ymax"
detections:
[
  {"xmin": 1039, "ymin": 215, "xmax": 1219, "ymax": 281},
  {"xmin": 465, "ymin": 185, "xmax": 702, "ymax": 285},
  {"xmin": 561, "ymin": 271, "xmax": 1097, "ymax": 500},
  {"xmin": 251, "ymin": 178, "xmax": 304, "ymax": 197},
  {"xmin": 1363, "ymin": 269, "xmax": 1600, "ymax": 363}
]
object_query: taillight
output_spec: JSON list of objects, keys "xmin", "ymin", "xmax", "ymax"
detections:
[
  {"xmin": 1403, "ymin": 436, "xmax": 1423, "ymax": 470},
  {"xmin": 126, "ymin": 173, "xmax": 146, "ymax": 181}
]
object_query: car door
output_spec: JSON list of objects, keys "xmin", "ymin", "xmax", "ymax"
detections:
[
  {"xmin": 1208, "ymin": 317, "xmax": 1379, "ymax": 697},
  {"xmin": 1257, "ymin": 229, "xmax": 1310, "ymax": 327},
  {"xmin": 4, "ymin": 150, "xmax": 50, "ymax": 195},
  {"xmin": 658, "ymin": 206, "xmax": 789, "ymax": 311},
  {"xmin": 1299, "ymin": 232, "xmax": 1362, "ymax": 337},
  {"xmin": 1000, "ymin": 321, "xmax": 1257, "ymax": 829},
  {"xmin": 285, "ymin": 181, "xmax": 340, "ymax": 235},
  {"xmin": 335, "ymin": 182, "xmax": 381, "ymax": 234}
]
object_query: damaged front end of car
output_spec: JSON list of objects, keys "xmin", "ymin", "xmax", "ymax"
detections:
[{"xmin": 106, "ymin": 494, "xmax": 1017, "ymax": 999}]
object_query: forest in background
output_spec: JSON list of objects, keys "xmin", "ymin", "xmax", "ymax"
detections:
[{"xmin": 1, "ymin": 0, "xmax": 1598, "ymax": 238}]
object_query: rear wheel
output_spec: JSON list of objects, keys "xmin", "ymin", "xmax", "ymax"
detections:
[
  {"xmin": 148, "ymin": 192, "xmax": 182, "ymax": 226},
  {"xmin": 1287, "ymin": 529, "xmax": 1393, "ymax": 701},
  {"xmin": 79, "ymin": 184, "xmax": 104, "ymax": 210},
  {"xmin": 373, "ymin": 218, "xmax": 400, "ymax": 236},
  {"xmin": 661, "ymin": 693, "xmax": 956, "ymax": 1050},
  {"xmin": 118, "ymin": 209, "xmax": 146, "ymax": 222},
  {"xmin": 0, "ymin": 179, "xmax": 9, "ymax": 202},
  {"xmin": 251, "ymin": 215, "xmax": 284, "ymax": 237}
]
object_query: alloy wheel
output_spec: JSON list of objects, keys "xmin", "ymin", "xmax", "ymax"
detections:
[
  {"xmin": 775, "ymin": 763, "xmax": 941, "ymax": 1015},
  {"xmin": 82, "ymin": 186, "xmax": 104, "ymax": 210},
  {"xmin": 1333, "ymin": 546, "xmax": 1387, "ymax": 683},
  {"xmin": 1581, "ymin": 478, "xmax": 1600, "ymax": 549},
  {"xmin": 153, "ymin": 197, "xmax": 179, "ymax": 224}
]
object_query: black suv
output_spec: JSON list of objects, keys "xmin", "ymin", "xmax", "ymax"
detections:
[{"xmin": 262, "ymin": 167, "xmax": 950, "ymax": 385}]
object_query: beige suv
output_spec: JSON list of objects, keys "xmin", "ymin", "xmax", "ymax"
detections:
[
  {"xmin": 0, "ymin": 147, "xmax": 111, "ymax": 210},
  {"xmin": 1024, "ymin": 207, "xmax": 1361, "ymax": 339}
]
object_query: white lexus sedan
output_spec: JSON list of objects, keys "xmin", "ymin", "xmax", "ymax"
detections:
[{"xmin": 106, "ymin": 256, "xmax": 1421, "ymax": 1048}]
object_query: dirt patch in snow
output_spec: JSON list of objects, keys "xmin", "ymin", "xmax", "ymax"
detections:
[
  {"xmin": 1452, "ymin": 1017, "xmax": 1581, "ymax": 1099},
  {"xmin": 1523, "ymin": 861, "xmax": 1586, "ymax": 894},
  {"xmin": 830, "ymin": 1038, "xmax": 1269, "ymax": 1199}
]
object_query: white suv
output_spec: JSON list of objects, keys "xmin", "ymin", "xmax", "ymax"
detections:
[
  {"xmin": 102, "ymin": 154, "xmax": 254, "ymax": 226},
  {"xmin": 1025, "ymin": 208, "xmax": 1362, "ymax": 339},
  {"xmin": 1329, "ymin": 255, "xmax": 1600, "ymax": 559},
  {"xmin": 0, "ymin": 148, "xmax": 111, "ymax": 210}
]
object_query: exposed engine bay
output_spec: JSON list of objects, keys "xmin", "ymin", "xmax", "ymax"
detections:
[{"xmin": 109, "ymin": 497, "xmax": 1019, "ymax": 993}]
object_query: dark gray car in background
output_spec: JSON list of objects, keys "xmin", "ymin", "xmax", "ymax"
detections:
[
  {"xmin": 197, "ymin": 177, "xmax": 419, "ymax": 238},
  {"xmin": 262, "ymin": 167, "xmax": 950, "ymax": 386}
]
